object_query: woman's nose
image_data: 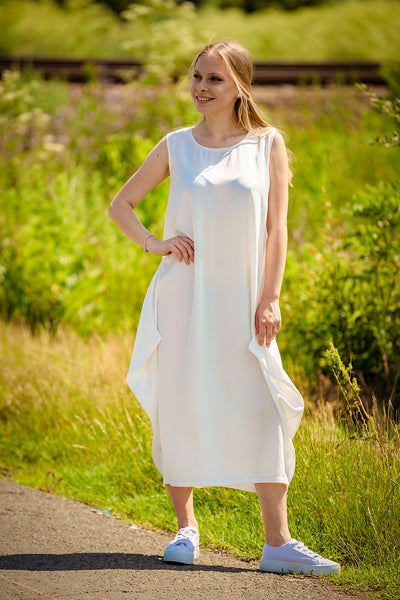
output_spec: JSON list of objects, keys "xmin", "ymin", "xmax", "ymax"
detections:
[{"xmin": 197, "ymin": 79, "xmax": 208, "ymax": 91}]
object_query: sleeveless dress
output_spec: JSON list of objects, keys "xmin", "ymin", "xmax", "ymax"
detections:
[{"xmin": 126, "ymin": 126, "xmax": 304, "ymax": 493}]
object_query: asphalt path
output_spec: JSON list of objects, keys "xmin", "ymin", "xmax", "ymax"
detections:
[{"xmin": 0, "ymin": 479, "xmax": 368, "ymax": 600}]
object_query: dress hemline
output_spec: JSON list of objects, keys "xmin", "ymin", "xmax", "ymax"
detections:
[{"xmin": 163, "ymin": 476, "xmax": 289, "ymax": 489}]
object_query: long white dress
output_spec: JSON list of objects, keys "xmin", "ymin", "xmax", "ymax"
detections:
[{"xmin": 126, "ymin": 126, "xmax": 304, "ymax": 493}]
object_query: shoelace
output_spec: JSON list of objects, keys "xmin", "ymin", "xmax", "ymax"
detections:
[
  {"xmin": 173, "ymin": 527, "xmax": 198, "ymax": 548},
  {"xmin": 292, "ymin": 540, "xmax": 321, "ymax": 559}
]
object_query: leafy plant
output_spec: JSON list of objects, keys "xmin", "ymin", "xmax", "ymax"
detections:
[
  {"xmin": 357, "ymin": 83, "xmax": 400, "ymax": 147},
  {"xmin": 121, "ymin": 0, "xmax": 204, "ymax": 83},
  {"xmin": 283, "ymin": 180, "xmax": 400, "ymax": 412}
]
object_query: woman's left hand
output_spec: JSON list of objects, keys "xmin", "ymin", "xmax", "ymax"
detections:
[{"xmin": 255, "ymin": 298, "xmax": 282, "ymax": 347}]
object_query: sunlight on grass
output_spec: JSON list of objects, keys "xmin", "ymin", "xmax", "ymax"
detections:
[
  {"xmin": 198, "ymin": 0, "xmax": 400, "ymax": 60},
  {"xmin": 1, "ymin": 322, "xmax": 399, "ymax": 598},
  {"xmin": 1, "ymin": 0, "xmax": 399, "ymax": 60}
]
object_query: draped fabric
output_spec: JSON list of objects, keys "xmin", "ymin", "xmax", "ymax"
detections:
[{"xmin": 126, "ymin": 127, "xmax": 304, "ymax": 492}]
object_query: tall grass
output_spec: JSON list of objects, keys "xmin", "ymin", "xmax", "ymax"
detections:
[{"xmin": 0, "ymin": 321, "xmax": 399, "ymax": 598}]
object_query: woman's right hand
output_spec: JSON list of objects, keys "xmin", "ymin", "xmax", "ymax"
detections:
[{"xmin": 146, "ymin": 235, "xmax": 195, "ymax": 265}]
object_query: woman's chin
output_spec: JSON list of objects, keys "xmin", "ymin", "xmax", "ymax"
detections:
[{"xmin": 193, "ymin": 99, "xmax": 216, "ymax": 113}]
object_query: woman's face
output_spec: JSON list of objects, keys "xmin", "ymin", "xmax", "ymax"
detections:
[{"xmin": 191, "ymin": 52, "xmax": 239, "ymax": 117}]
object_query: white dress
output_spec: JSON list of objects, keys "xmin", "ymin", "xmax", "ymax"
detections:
[{"xmin": 126, "ymin": 126, "xmax": 304, "ymax": 493}]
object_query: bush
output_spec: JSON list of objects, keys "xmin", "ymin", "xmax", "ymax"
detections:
[
  {"xmin": 283, "ymin": 181, "xmax": 400, "ymax": 410},
  {"xmin": 282, "ymin": 89, "xmax": 400, "ymax": 411},
  {"xmin": 0, "ymin": 71, "xmax": 197, "ymax": 335}
]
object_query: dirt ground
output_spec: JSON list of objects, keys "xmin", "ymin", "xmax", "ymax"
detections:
[{"xmin": 0, "ymin": 478, "xmax": 371, "ymax": 600}]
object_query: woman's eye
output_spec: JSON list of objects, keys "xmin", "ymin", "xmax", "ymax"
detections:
[
  {"xmin": 211, "ymin": 77, "xmax": 222, "ymax": 82},
  {"xmin": 193, "ymin": 74, "xmax": 201, "ymax": 79}
]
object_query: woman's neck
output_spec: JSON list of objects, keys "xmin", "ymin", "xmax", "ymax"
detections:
[{"xmin": 194, "ymin": 115, "xmax": 246, "ymax": 144}]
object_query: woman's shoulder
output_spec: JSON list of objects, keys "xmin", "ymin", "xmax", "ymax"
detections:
[
  {"xmin": 246, "ymin": 127, "xmax": 279, "ymax": 154},
  {"xmin": 166, "ymin": 126, "xmax": 192, "ymax": 142},
  {"xmin": 246, "ymin": 126, "xmax": 278, "ymax": 144},
  {"xmin": 259, "ymin": 126, "xmax": 278, "ymax": 140}
]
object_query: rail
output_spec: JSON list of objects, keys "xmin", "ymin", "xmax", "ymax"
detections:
[{"xmin": 0, "ymin": 55, "xmax": 387, "ymax": 85}]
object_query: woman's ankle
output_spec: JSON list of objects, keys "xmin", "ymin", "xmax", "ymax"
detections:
[
  {"xmin": 178, "ymin": 519, "xmax": 198, "ymax": 530},
  {"xmin": 265, "ymin": 533, "xmax": 291, "ymax": 547}
]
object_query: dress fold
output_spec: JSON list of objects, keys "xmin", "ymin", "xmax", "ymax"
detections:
[{"xmin": 126, "ymin": 126, "xmax": 304, "ymax": 492}]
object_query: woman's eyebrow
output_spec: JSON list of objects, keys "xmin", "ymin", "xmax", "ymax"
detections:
[{"xmin": 193, "ymin": 69, "xmax": 224, "ymax": 77}]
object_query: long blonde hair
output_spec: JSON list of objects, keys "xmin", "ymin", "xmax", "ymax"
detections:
[{"xmin": 190, "ymin": 40, "xmax": 273, "ymax": 136}]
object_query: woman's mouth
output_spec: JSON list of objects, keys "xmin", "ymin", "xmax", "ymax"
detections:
[{"xmin": 196, "ymin": 96, "xmax": 214, "ymax": 104}]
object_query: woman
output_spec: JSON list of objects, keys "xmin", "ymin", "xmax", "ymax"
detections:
[{"xmin": 108, "ymin": 40, "xmax": 340, "ymax": 576}]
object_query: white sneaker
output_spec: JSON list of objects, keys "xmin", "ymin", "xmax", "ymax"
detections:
[
  {"xmin": 260, "ymin": 538, "xmax": 341, "ymax": 575},
  {"xmin": 163, "ymin": 526, "xmax": 200, "ymax": 565}
]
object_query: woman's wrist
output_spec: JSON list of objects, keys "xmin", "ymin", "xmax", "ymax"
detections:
[
  {"xmin": 260, "ymin": 294, "xmax": 280, "ymax": 303},
  {"xmin": 143, "ymin": 233, "xmax": 155, "ymax": 253}
]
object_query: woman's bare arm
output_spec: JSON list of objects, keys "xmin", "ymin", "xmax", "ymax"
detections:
[
  {"xmin": 108, "ymin": 137, "xmax": 194, "ymax": 264},
  {"xmin": 255, "ymin": 131, "xmax": 289, "ymax": 346}
]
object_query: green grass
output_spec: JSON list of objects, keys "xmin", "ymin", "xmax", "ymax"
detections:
[
  {"xmin": 198, "ymin": 0, "xmax": 400, "ymax": 60},
  {"xmin": 0, "ymin": 321, "xmax": 399, "ymax": 598},
  {"xmin": 1, "ymin": 0, "xmax": 399, "ymax": 60}
]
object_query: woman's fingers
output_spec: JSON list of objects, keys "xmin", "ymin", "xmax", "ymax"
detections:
[
  {"xmin": 256, "ymin": 317, "xmax": 281, "ymax": 346},
  {"xmin": 255, "ymin": 299, "xmax": 282, "ymax": 347},
  {"xmin": 145, "ymin": 235, "xmax": 194, "ymax": 261},
  {"xmin": 181, "ymin": 238, "xmax": 194, "ymax": 264},
  {"xmin": 265, "ymin": 324, "xmax": 274, "ymax": 347},
  {"xmin": 171, "ymin": 236, "xmax": 194, "ymax": 264}
]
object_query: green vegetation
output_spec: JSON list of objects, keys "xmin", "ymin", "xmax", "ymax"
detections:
[
  {"xmin": 0, "ymin": 322, "xmax": 399, "ymax": 598},
  {"xmin": 1, "ymin": 0, "xmax": 399, "ymax": 61},
  {"xmin": 198, "ymin": 0, "xmax": 400, "ymax": 60},
  {"xmin": 82, "ymin": 0, "xmax": 343, "ymax": 17},
  {"xmin": 194, "ymin": 0, "xmax": 334, "ymax": 11},
  {"xmin": 1, "ymin": 70, "xmax": 398, "ymax": 407},
  {"xmin": 0, "ymin": 71, "xmax": 196, "ymax": 336}
]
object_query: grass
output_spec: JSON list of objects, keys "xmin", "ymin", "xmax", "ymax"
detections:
[
  {"xmin": 198, "ymin": 0, "xmax": 400, "ymax": 61},
  {"xmin": 1, "ymin": 321, "xmax": 399, "ymax": 598},
  {"xmin": 1, "ymin": 0, "xmax": 399, "ymax": 61}
]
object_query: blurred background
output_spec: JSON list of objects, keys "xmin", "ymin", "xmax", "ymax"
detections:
[
  {"xmin": 0, "ymin": 2, "xmax": 399, "ymax": 596},
  {"xmin": 1, "ymin": 0, "xmax": 399, "ymax": 61}
]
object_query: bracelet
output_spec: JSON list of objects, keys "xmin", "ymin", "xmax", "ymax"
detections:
[{"xmin": 143, "ymin": 233, "xmax": 155, "ymax": 253}]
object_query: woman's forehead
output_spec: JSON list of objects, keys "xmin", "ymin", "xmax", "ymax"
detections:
[{"xmin": 194, "ymin": 52, "xmax": 227, "ymax": 75}]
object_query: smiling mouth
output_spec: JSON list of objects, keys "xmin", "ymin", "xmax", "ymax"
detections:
[{"xmin": 196, "ymin": 96, "xmax": 214, "ymax": 104}]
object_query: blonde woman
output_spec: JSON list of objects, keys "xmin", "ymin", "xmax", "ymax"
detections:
[{"xmin": 109, "ymin": 41, "xmax": 340, "ymax": 576}]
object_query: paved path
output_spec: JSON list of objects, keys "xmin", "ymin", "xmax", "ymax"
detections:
[{"xmin": 0, "ymin": 479, "xmax": 366, "ymax": 600}]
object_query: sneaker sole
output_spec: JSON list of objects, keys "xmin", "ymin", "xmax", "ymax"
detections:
[
  {"xmin": 259, "ymin": 559, "xmax": 341, "ymax": 576},
  {"xmin": 163, "ymin": 548, "xmax": 199, "ymax": 565}
]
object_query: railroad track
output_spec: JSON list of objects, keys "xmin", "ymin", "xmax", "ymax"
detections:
[{"xmin": 0, "ymin": 55, "xmax": 387, "ymax": 85}]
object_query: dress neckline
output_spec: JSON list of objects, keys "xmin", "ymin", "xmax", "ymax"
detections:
[{"xmin": 189, "ymin": 127, "xmax": 251, "ymax": 151}]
